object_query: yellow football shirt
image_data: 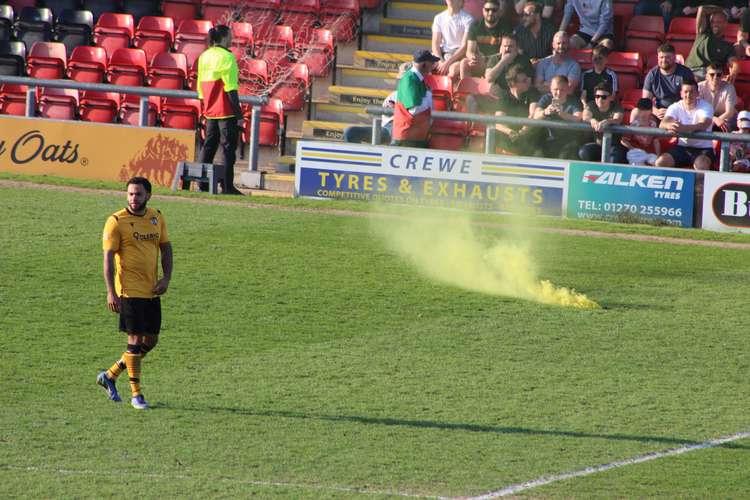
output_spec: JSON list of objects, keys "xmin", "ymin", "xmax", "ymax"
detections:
[{"xmin": 102, "ymin": 207, "xmax": 170, "ymax": 298}]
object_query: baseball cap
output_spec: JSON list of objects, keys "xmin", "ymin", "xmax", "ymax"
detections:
[
  {"xmin": 738, "ymin": 110, "xmax": 750, "ymax": 128},
  {"xmin": 413, "ymin": 49, "xmax": 440, "ymax": 63}
]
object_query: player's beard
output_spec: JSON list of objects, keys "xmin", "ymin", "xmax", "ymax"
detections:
[{"xmin": 130, "ymin": 199, "xmax": 148, "ymax": 213}]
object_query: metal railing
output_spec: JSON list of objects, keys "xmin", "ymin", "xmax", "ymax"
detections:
[
  {"xmin": 365, "ymin": 106, "xmax": 750, "ymax": 172},
  {"xmin": 0, "ymin": 75, "xmax": 268, "ymax": 172}
]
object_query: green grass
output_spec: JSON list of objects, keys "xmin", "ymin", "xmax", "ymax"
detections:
[{"xmin": 1, "ymin": 183, "xmax": 749, "ymax": 498}]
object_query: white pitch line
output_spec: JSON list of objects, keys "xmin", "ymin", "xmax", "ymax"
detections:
[
  {"xmin": 469, "ymin": 430, "xmax": 750, "ymax": 499},
  {"xmin": 1, "ymin": 465, "xmax": 440, "ymax": 499}
]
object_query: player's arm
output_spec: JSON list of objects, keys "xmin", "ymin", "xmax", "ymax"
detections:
[
  {"xmin": 153, "ymin": 242, "xmax": 173, "ymax": 295},
  {"xmin": 103, "ymin": 249, "xmax": 120, "ymax": 313}
]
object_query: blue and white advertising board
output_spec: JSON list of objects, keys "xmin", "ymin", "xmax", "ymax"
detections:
[
  {"xmin": 294, "ymin": 141, "xmax": 567, "ymax": 215},
  {"xmin": 566, "ymin": 162, "xmax": 696, "ymax": 227},
  {"xmin": 702, "ymin": 171, "xmax": 750, "ymax": 233}
]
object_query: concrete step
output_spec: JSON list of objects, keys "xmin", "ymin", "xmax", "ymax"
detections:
[
  {"xmin": 353, "ymin": 49, "xmax": 412, "ymax": 71},
  {"xmin": 262, "ymin": 172, "xmax": 295, "ymax": 194},
  {"xmin": 337, "ymin": 66, "xmax": 400, "ymax": 89},
  {"xmin": 302, "ymin": 120, "xmax": 348, "ymax": 141},
  {"xmin": 311, "ymin": 101, "xmax": 372, "ymax": 124},
  {"xmin": 363, "ymin": 33, "xmax": 431, "ymax": 53},
  {"xmin": 385, "ymin": 1, "xmax": 442, "ymax": 22},
  {"xmin": 376, "ymin": 17, "xmax": 432, "ymax": 38},
  {"xmin": 329, "ymin": 85, "xmax": 391, "ymax": 106}
]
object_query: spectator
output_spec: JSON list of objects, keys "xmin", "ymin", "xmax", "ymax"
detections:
[
  {"xmin": 513, "ymin": 1, "xmax": 555, "ymax": 63},
  {"xmin": 739, "ymin": 5, "xmax": 750, "ymax": 57},
  {"xmin": 514, "ymin": 0, "xmax": 554, "ymax": 19},
  {"xmin": 656, "ymin": 79, "xmax": 715, "ymax": 170},
  {"xmin": 580, "ymin": 45, "xmax": 618, "ymax": 104},
  {"xmin": 728, "ymin": 0, "xmax": 750, "ymax": 23},
  {"xmin": 621, "ymin": 97, "xmax": 662, "ymax": 165},
  {"xmin": 676, "ymin": 0, "xmax": 716, "ymax": 18},
  {"xmin": 684, "ymin": 5, "xmax": 739, "ymax": 81},
  {"xmin": 432, "ymin": 0, "xmax": 474, "ymax": 77},
  {"xmin": 642, "ymin": 43, "xmax": 695, "ymax": 121},
  {"xmin": 560, "ymin": 0, "xmax": 615, "ymax": 51},
  {"xmin": 392, "ymin": 50, "xmax": 440, "ymax": 148},
  {"xmin": 579, "ymin": 82, "xmax": 627, "ymax": 162},
  {"xmin": 460, "ymin": 0, "xmax": 513, "ymax": 78},
  {"xmin": 531, "ymin": 74, "xmax": 584, "ymax": 158},
  {"xmin": 633, "ymin": 0, "xmax": 674, "ymax": 31},
  {"xmin": 344, "ymin": 63, "xmax": 410, "ymax": 144},
  {"xmin": 534, "ymin": 31, "xmax": 582, "ymax": 93},
  {"xmin": 698, "ymin": 62, "xmax": 737, "ymax": 131},
  {"xmin": 493, "ymin": 63, "xmax": 542, "ymax": 155},
  {"xmin": 485, "ymin": 34, "xmax": 534, "ymax": 91},
  {"xmin": 729, "ymin": 109, "xmax": 750, "ymax": 172}
]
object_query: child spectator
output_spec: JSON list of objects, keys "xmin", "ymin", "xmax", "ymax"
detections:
[
  {"xmin": 580, "ymin": 45, "xmax": 618, "ymax": 104},
  {"xmin": 730, "ymin": 110, "xmax": 750, "ymax": 172},
  {"xmin": 621, "ymin": 98, "xmax": 662, "ymax": 166}
]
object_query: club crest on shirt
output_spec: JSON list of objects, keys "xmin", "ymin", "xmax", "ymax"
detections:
[{"xmin": 151, "ymin": 217, "xmax": 158, "ymax": 225}]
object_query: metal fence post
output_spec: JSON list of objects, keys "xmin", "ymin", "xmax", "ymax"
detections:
[
  {"xmin": 600, "ymin": 131, "xmax": 612, "ymax": 163},
  {"xmin": 25, "ymin": 86, "xmax": 35, "ymax": 117},
  {"xmin": 138, "ymin": 95, "xmax": 149, "ymax": 127},
  {"xmin": 248, "ymin": 104, "xmax": 261, "ymax": 172},
  {"xmin": 719, "ymin": 140, "xmax": 731, "ymax": 172},
  {"xmin": 371, "ymin": 116, "xmax": 381, "ymax": 145},
  {"xmin": 484, "ymin": 125, "xmax": 495, "ymax": 154}
]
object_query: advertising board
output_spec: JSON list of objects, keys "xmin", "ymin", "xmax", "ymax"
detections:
[
  {"xmin": 295, "ymin": 141, "xmax": 567, "ymax": 215},
  {"xmin": 702, "ymin": 171, "xmax": 750, "ymax": 233},
  {"xmin": 566, "ymin": 162, "xmax": 695, "ymax": 227}
]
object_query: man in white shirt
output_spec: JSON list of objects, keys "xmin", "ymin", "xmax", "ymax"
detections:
[
  {"xmin": 656, "ymin": 79, "xmax": 715, "ymax": 170},
  {"xmin": 431, "ymin": 0, "xmax": 474, "ymax": 76}
]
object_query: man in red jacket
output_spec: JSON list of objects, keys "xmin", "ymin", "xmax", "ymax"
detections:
[
  {"xmin": 197, "ymin": 25, "xmax": 244, "ymax": 195},
  {"xmin": 392, "ymin": 49, "xmax": 440, "ymax": 148}
]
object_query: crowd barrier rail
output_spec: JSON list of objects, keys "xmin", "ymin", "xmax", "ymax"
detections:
[
  {"xmin": 365, "ymin": 105, "xmax": 750, "ymax": 172},
  {"xmin": 0, "ymin": 75, "xmax": 268, "ymax": 173}
]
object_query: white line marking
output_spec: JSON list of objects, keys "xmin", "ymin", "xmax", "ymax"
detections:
[
  {"xmin": 469, "ymin": 430, "xmax": 750, "ymax": 499},
  {"xmin": 1, "ymin": 465, "xmax": 440, "ymax": 499}
]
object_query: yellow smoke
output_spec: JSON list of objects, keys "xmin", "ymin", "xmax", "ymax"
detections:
[{"xmin": 369, "ymin": 208, "xmax": 599, "ymax": 309}]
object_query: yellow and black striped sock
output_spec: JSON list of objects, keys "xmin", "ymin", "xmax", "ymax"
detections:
[
  {"xmin": 124, "ymin": 351, "xmax": 143, "ymax": 397},
  {"xmin": 106, "ymin": 355, "xmax": 127, "ymax": 381}
]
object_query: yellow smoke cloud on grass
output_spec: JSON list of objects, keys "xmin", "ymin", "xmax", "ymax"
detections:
[{"xmin": 370, "ymin": 208, "xmax": 599, "ymax": 309}]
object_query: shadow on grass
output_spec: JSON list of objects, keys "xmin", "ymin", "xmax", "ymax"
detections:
[{"xmin": 154, "ymin": 403, "xmax": 750, "ymax": 450}]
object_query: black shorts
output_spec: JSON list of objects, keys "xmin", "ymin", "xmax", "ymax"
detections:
[
  {"xmin": 575, "ymin": 31, "xmax": 615, "ymax": 46},
  {"xmin": 119, "ymin": 297, "xmax": 161, "ymax": 335},
  {"xmin": 669, "ymin": 145, "xmax": 716, "ymax": 167}
]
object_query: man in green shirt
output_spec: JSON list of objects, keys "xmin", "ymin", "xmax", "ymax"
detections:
[
  {"xmin": 685, "ymin": 5, "xmax": 739, "ymax": 81},
  {"xmin": 458, "ymin": 0, "xmax": 513, "ymax": 78},
  {"xmin": 392, "ymin": 49, "xmax": 439, "ymax": 147}
]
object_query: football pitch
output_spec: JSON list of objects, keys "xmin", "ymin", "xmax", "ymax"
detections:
[{"xmin": 1, "ymin": 180, "xmax": 749, "ymax": 498}]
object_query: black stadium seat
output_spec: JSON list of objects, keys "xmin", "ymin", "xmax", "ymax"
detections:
[
  {"xmin": 0, "ymin": 40, "xmax": 26, "ymax": 75},
  {"xmin": 81, "ymin": 0, "xmax": 121, "ymax": 22},
  {"xmin": 42, "ymin": 0, "xmax": 84, "ymax": 14},
  {"xmin": 14, "ymin": 7, "xmax": 54, "ymax": 51},
  {"xmin": 55, "ymin": 9, "xmax": 93, "ymax": 55},
  {"xmin": 0, "ymin": 4, "xmax": 14, "ymax": 41}
]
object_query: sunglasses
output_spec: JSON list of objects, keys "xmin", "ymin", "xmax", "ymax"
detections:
[
  {"xmin": 594, "ymin": 94, "xmax": 610, "ymax": 99},
  {"xmin": 522, "ymin": 11, "xmax": 536, "ymax": 16},
  {"xmin": 484, "ymin": 7, "xmax": 498, "ymax": 12},
  {"xmin": 707, "ymin": 72, "xmax": 722, "ymax": 77}
]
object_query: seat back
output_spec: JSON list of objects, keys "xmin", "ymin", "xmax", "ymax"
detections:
[
  {"xmin": 0, "ymin": 82, "xmax": 29, "ymax": 115},
  {"xmin": 79, "ymin": 89, "xmax": 120, "ymax": 122},
  {"xmin": 38, "ymin": 86, "xmax": 79, "ymax": 120},
  {"xmin": 122, "ymin": 0, "xmax": 160, "ymax": 22},
  {"xmin": 176, "ymin": 18, "xmax": 212, "ymax": 38},
  {"xmin": 0, "ymin": 5, "xmax": 13, "ymax": 41},
  {"xmin": 95, "ymin": 12, "xmax": 135, "ymax": 37},
  {"xmin": 162, "ymin": 0, "xmax": 199, "ymax": 25},
  {"xmin": 626, "ymin": 15, "xmax": 664, "ymax": 37},
  {"xmin": 27, "ymin": 40, "xmax": 67, "ymax": 78},
  {"xmin": 148, "ymin": 51, "xmax": 187, "ymax": 89},
  {"xmin": 68, "ymin": 45, "xmax": 108, "ymax": 82},
  {"xmin": 136, "ymin": 15, "xmax": 175, "ymax": 41},
  {"xmin": 108, "ymin": 47, "xmax": 147, "ymax": 86},
  {"xmin": 134, "ymin": 15, "xmax": 175, "ymax": 61},
  {"xmin": 0, "ymin": 40, "xmax": 26, "ymax": 75},
  {"xmin": 666, "ymin": 17, "xmax": 696, "ymax": 41},
  {"xmin": 56, "ymin": 10, "xmax": 94, "ymax": 55},
  {"xmin": 160, "ymin": 96, "xmax": 200, "ymax": 129}
]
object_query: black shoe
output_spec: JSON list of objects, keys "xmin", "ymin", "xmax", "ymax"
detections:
[{"xmin": 224, "ymin": 186, "xmax": 244, "ymax": 195}]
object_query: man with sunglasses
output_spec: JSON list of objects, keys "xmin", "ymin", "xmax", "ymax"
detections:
[
  {"xmin": 697, "ymin": 62, "xmax": 737, "ymax": 131},
  {"xmin": 579, "ymin": 82, "xmax": 627, "ymax": 163},
  {"xmin": 460, "ymin": 0, "xmax": 513, "ymax": 79},
  {"xmin": 513, "ymin": 1, "xmax": 555, "ymax": 63}
]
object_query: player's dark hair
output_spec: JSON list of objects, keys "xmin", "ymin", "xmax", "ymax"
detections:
[
  {"xmin": 593, "ymin": 81, "xmax": 612, "ymax": 94},
  {"xmin": 657, "ymin": 43, "xmax": 675, "ymax": 54},
  {"xmin": 505, "ymin": 63, "xmax": 530, "ymax": 87},
  {"xmin": 682, "ymin": 79, "xmax": 699, "ymax": 90},
  {"xmin": 591, "ymin": 45, "xmax": 609, "ymax": 58},
  {"xmin": 127, "ymin": 176, "xmax": 152, "ymax": 194},
  {"xmin": 208, "ymin": 24, "xmax": 231, "ymax": 46}
]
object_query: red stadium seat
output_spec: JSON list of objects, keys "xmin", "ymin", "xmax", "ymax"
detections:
[
  {"xmin": 320, "ymin": 0, "xmax": 359, "ymax": 42},
  {"xmin": 279, "ymin": 0, "xmax": 319, "ymax": 43},
  {"xmin": 453, "ymin": 77, "xmax": 492, "ymax": 112},
  {"xmin": 162, "ymin": 0, "xmax": 199, "ymax": 25},
  {"xmin": 37, "ymin": 87, "xmax": 78, "ymax": 120},
  {"xmin": 297, "ymin": 28, "xmax": 333, "ymax": 76},
  {"xmin": 236, "ymin": 55, "xmax": 268, "ymax": 94},
  {"xmin": 569, "ymin": 48, "xmax": 593, "ymax": 71},
  {"xmin": 619, "ymin": 88, "xmax": 643, "ymax": 115},
  {"xmin": 93, "ymin": 12, "xmax": 134, "ymax": 58},
  {"xmin": 107, "ymin": 47, "xmax": 147, "ymax": 86},
  {"xmin": 255, "ymin": 25, "xmax": 294, "ymax": 69},
  {"xmin": 666, "ymin": 17, "xmax": 696, "ymax": 57},
  {"xmin": 607, "ymin": 51, "xmax": 643, "ymax": 94},
  {"xmin": 174, "ymin": 19, "xmax": 212, "ymax": 68},
  {"xmin": 242, "ymin": 97, "xmax": 284, "ymax": 147},
  {"xmin": 270, "ymin": 62, "xmax": 309, "ymax": 111},
  {"xmin": 26, "ymin": 41, "xmax": 66, "ymax": 79},
  {"xmin": 134, "ymin": 16, "xmax": 175, "ymax": 63},
  {"xmin": 119, "ymin": 93, "xmax": 159, "ymax": 126},
  {"xmin": 425, "ymin": 74, "xmax": 452, "ymax": 111},
  {"xmin": 187, "ymin": 58, "xmax": 198, "ymax": 90},
  {"xmin": 201, "ymin": 0, "xmax": 236, "ymax": 25},
  {"xmin": 724, "ymin": 23, "xmax": 740, "ymax": 44},
  {"xmin": 79, "ymin": 90, "xmax": 119, "ymax": 122},
  {"xmin": 230, "ymin": 21, "xmax": 254, "ymax": 58},
  {"xmin": 625, "ymin": 15, "xmax": 664, "ymax": 60},
  {"xmin": 160, "ymin": 96, "xmax": 200, "ymax": 129},
  {"xmin": 613, "ymin": 1, "xmax": 634, "ymax": 47},
  {"xmin": 429, "ymin": 119, "xmax": 468, "ymax": 150},
  {"xmin": 148, "ymin": 51, "xmax": 187, "ymax": 89},
  {"xmin": 67, "ymin": 45, "xmax": 107, "ymax": 83},
  {"xmin": 0, "ymin": 83, "xmax": 29, "ymax": 115}
]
